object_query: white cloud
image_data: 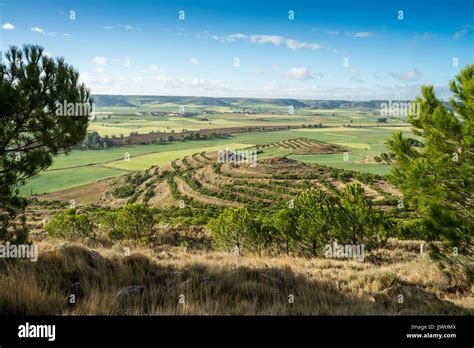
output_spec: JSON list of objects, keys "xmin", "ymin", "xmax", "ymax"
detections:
[
  {"xmin": 148, "ymin": 65, "xmax": 165, "ymax": 72},
  {"xmin": 350, "ymin": 69, "xmax": 364, "ymax": 83},
  {"xmin": 413, "ymin": 32, "xmax": 436, "ymax": 40},
  {"xmin": 285, "ymin": 67, "xmax": 313, "ymax": 80},
  {"xmin": 120, "ymin": 24, "xmax": 141, "ymax": 31},
  {"xmin": 92, "ymin": 56, "xmax": 107, "ymax": 66},
  {"xmin": 78, "ymin": 68, "xmax": 435, "ymax": 100},
  {"xmin": 214, "ymin": 33, "xmax": 321, "ymax": 50},
  {"xmin": 139, "ymin": 65, "xmax": 166, "ymax": 74},
  {"xmin": 1, "ymin": 22, "xmax": 14, "ymax": 30},
  {"xmin": 80, "ymin": 70, "xmax": 228, "ymax": 96},
  {"xmin": 219, "ymin": 33, "xmax": 247, "ymax": 42},
  {"xmin": 390, "ymin": 68, "xmax": 422, "ymax": 81},
  {"xmin": 286, "ymin": 39, "xmax": 321, "ymax": 50},
  {"xmin": 250, "ymin": 35, "xmax": 285, "ymax": 45},
  {"xmin": 152, "ymin": 75, "xmax": 226, "ymax": 90},
  {"xmin": 453, "ymin": 25, "xmax": 473, "ymax": 40},
  {"xmin": 79, "ymin": 70, "xmax": 114, "ymax": 87},
  {"xmin": 343, "ymin": 31, "xmax": 377, "ymax": 38},
  {"xmin": 190, "ymin": 57, "xmax": 199, "ymax": 65},
  {"xmin": 100, "ymin": 24, "xmax": 141, "ymax": 31},
  {"xmin": 352, "ymin": 32, "xmax": 376, "ymax": 38},
  {"xmin": 30, "ymin": 27, "xmax": 69, "ymax": 36},
  {"xmin": 314, "ymin": 29, "xmax": 376, "ymax": 38},
  {"xmin": 31, "ymin": 27, "xmax": 45, "ymax": 34}
]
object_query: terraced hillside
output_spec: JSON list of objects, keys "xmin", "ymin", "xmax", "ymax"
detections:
[
  {"xmin": 100, "ymin": 147, "xmax": 400, "ymax": 212},
  {"xmin": 256, "ymin": 138, "xmax": 346, "ymax": 155}
]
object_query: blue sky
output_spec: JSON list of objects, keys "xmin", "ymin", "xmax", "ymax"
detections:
[{"xmin": 1, "ymin": 0, "xmax": 473, "ymax": 99}]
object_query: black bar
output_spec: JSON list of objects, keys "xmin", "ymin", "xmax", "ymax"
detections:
[{"xmin": 0, "ymin": 316, "xmax": 472, "ymax": 346}]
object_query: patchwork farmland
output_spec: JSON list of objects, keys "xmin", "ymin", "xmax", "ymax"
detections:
[
  {"xmin": 100, "ymin": 143, "xmax": 399, "ymax": 211},
  {"xmin": 22, "ymin": 125, "xmax": 402, "ymax": 196}
]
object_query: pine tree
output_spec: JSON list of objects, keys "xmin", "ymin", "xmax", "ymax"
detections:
[
  {"xmin": 388, "ymin": 64, "xmax": 473, "ymax": 279},
  {"xmin": 0, "ymin": 45, "xmax": 93, "ymax": 242},
  {"xmin": 293, "ymin": 189, "xmax": 334, "ymax": 256}
]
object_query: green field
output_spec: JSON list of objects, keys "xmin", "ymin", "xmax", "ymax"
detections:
[
  {"xmin": 21, "ymin": 99, "xmax": 410, "ymax": 196},
  {"xmin": 21, "ymin": 136, "xmax": 259, "ymax": 195},
  {"xmin": 89, "ymin": 104, "xmax": 404, "ymax": 137},
  {"xmin": 104, "ymin": 142, "xmax": 252, "ymax": 171},
  {"xmin": 20, "ymin": 166, "xmax": 126, "ymax": 195},
  {"xmin": 255, "ymin": 127, "xmax": 403, "ymax": 171},
  {"xmin": 47, "ymin": 139, "xmax": 255, "ymax": 170}
]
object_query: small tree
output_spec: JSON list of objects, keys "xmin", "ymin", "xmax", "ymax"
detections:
[
  {"xmin": 332, "ymin": 184, "xmax": 385, "ymax": 250},
  {"xmin": 249, "ymin": 214, "xmax": 276, "ymax": 255},
  {"xmin": 272, "ymin": 208, "xmax": 298, "ymax": 254},
  {"xmin": 208, "ymin": 207, "xmax": 254, "ymax": 254},
  {"xmin": 294, "ymin": 189, "xmax": 334, "ymax": 256},
  {"xmin": 84, "ymin": 131, "xmax": 100, "ymax": 148}
]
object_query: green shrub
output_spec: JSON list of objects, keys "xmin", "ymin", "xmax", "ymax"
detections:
[
  {"xmin": 101, "ymin": 204, "xmax": 155, "ymax": 240},
  {"xmin": 45, "ymin": 209, "xmax": 94, "ymax": 240},
  {"xmin": 111, "ymin": 184, "xmax": 135, "ymax": 198}
]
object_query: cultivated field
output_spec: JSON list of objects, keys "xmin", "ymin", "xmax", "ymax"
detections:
[{"xmin": 22, "ymin": 124, "xmax": 404, "ymax": 196}]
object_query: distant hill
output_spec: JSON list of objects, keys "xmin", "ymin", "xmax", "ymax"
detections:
[
  {"xmin": 303, "ymin": 100, "xmax": 382, "ymax": 109},
  {"xmin": 93, "ymin": 94, "xmax": 425, "ymax": 110},
  {"xmin": 140, "ymin": 96, "xmax": 231, "ymax": 107},
  {"xmin": 95, "ymin": 95, "xmax": 232, "ymax": 107},
  {"xmin": 94, "ymin": 95, "xmax": 137, "ymax": 107},
  {"xmin": 220, "ymin": 97, "xmax": 310, "ymax": 108}
]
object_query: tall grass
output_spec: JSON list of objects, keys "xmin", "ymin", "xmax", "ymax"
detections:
[{"xmin": 0, "ymin": 239, "xmax": 471, "ymax": 315}]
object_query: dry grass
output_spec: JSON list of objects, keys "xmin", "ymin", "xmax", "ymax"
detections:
[{"xmin": 0, "ymin": 238, "xmax": 472, "ymax": 316}]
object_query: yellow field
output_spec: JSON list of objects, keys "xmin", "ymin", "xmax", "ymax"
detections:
[
  {"xmin": 335, "ymin": 142, "xmax": 372, "ymax": 149},
  {"xmin": 88, "ymin": 124, "xmax": 205, "ymax": 136},
  {"xmin": 294, "ymin": 127, "xmax": 366, "ymax": 133},
  {"xmin": 377, "ymin": 126, "xmax": 412, "ymax": 131}
]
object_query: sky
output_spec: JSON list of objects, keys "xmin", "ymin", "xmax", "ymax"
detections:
[{"xmin": 1, "ymin": 0, "xmax": 473, "ymax": 100}]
